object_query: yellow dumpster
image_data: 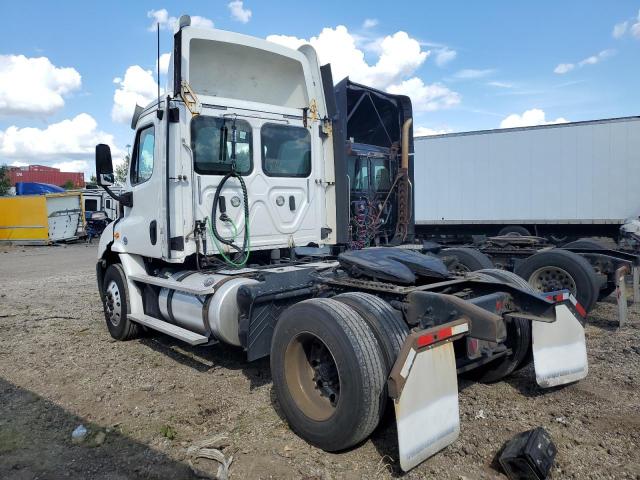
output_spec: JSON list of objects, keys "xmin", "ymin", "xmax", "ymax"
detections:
[{"xmin": 0, "ymin": 192, "xmax": 84, "ymax": 244}]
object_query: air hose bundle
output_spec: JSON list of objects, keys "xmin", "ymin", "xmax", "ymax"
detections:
[{"xmin": 208, "ymin": 119, "xmax": 251, "ymax": 267}]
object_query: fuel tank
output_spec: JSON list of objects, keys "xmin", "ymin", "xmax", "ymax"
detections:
[{"xmin": 158, "ymin": 271, "xmax": 258, "ymax": 346}]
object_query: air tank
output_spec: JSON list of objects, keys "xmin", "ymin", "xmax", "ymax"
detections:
[{"xmin": 158, "ymin": 271, "xmax": 258, "ymax": 346}]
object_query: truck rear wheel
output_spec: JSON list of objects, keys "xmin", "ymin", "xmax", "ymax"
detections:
[
  {"xmin": 101, "ymin": 264, "xmax": 140, "ymax": 340},
  {"xmin": 514, "ymin": 249, "xmax": 599, "ymax": 313},
  {"xmin": 464, "ymin": 316, "xmax": 531, "ymax": 383},
  {"xmin": 439, "ymin": 247, "xmax": 494, "ymax": 274},
  {"xmin": 270, "ymin": 298, "xmax": 386, "ymax": 452},
  {"xmin": 333, "ymin": 292, "xmax": 409, "ymax": 374}
]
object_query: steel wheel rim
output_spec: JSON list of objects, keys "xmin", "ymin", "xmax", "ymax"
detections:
[
  {"xmin": 105, "ymin": 280, "xmax": 122, "ymax": 327},
  {"xmin": 284, "ymin": 332, "xmax": 340, "ymax": 421},
  {"xmin": 528, "ymin": 266, "xmax": 577, "ymax": 295}
]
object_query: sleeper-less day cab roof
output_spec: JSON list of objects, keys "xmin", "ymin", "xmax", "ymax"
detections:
[{"xmin": 160, "ymin": 26, "xmax": 328, "ymax": 118}]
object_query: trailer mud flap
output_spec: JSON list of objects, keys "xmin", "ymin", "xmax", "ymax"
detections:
[
  {"xmin": 388, "ymin": 320, "xmax": 468, "ymax": 472},
  {"xmin": 532, "ymin": 303, "xmax": 588, "ymax": 388}
]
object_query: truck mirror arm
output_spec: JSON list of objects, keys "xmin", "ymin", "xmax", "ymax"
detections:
[{"xmin": 101, "ymin": 185, "xmax": 133, "ymax": 208}]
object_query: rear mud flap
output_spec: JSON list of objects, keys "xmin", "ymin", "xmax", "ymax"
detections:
[
  {"xmin": 532, "ymin": 304, "xmax": 588, "ymax": 388},
  {"xmin": 388, "ymin": 321, "xmax": 467, "ymax": 472}
]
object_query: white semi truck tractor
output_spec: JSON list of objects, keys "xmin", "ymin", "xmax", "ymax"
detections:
[{"xmin": 94, "ymin": 17, "xmax": 589, "ymax": 471}]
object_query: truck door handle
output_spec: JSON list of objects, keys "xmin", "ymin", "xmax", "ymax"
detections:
[
  {"xmin": 289, "ymin": 196, "xmax": 296, "ymax": 211},
  {"xmin": 149, "ymin": 220, "xmax": 157, "ymax": 245}
]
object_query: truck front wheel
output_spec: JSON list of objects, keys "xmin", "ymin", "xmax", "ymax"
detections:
[
  {"xmin": 101, "ymin": 264, "xmax": 140, "ymax": 341},
  {"xmin": 270, "ymin": 298, "xmax": 386, "ymax": 452}
]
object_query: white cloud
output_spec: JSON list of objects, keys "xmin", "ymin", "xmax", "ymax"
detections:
[
  {"xmin": 612, "ymin": 9, "xmax": 640, "ymax": 39},
  {"xmin": 157, "ymin": 53, "xmax": 171, "ymax": 75},
  {"xmin": 267, "ymin": 26, "xmax": 428, "ymax": 90},
  {"xmin": 52, "ymin": 160, "xmax": 89, "ymax": 173},
  {"xmin": 414, "ymin": 126, "xmax": 453, "ymax": 136},
  {"xmin": 147, "ymin": 9, "xmax": 213, "ymax": 32},
  {"xmin": 554, "ymin": 63, "xmax": 575, "ymax": 74},
  {"xmin": 554, "ymin": 49, "xmax": 615, "ymax": 74},
  {"xmin": 0, "ymin": 114, "xmax": 122, "ymax": 176},
  {"xmin": 578, "ymin": 49, "xmax": 615, "ymax": 66},
  {"xmin": 500, "ymin": 109, "xmax": 568, "ymax": 129},
  {"xmin": 434, "ymin": 48, "xmax": 457, "ymax": 67},
  {"xmin": 387, "ymin": 77, "xmax": 460, "ymax": 112},
  {"xmin": 487, "ymin": 81, "xmax": 513, "ymax": 88},
  {"xmin": 613, "ymin": 21, "xmax": 628, "ymax": 38},
  {"xmin": 111, "ymin": 65, "xmax": 162, "ymax": 124},
  {"xmin": 452, "ymin": 68, "xmax": 494, "ymax": 80},
  {"xmin": 228, "ymin": 1, "xmax": 252, "ymax": 23},
  {"xmin": 0, "ymin": 54, "xmax": 81, "ymax": 116},
  {"xmin": 362, "ymin": 18, "xmax": 379, "ymax": 29},
  {"xmin": 633, "ymin": 10, "xmax": 640, "ymax": 38}
]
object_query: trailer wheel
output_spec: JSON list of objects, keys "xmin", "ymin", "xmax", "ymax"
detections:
[
  {"xmin": 464, "ymin": 316, "xmax": 531, "ymax": 383},
  {"xmin": 101, "ymin": 264, "xmax": 140, "ymax": 340},
  {"xmin": 439, "ymin": 247, "xmax": 494, "ymax": 274},
  {"xmin": 498, "ymin": 225, "xmax": 531, "ymax": 236},
  {"xmin": 271, "ymin": 298, "xmax": 386, "ymax": 451},
  {"xmin": 514, "ymin": 249, "xmax": 599, "ymax": 313}
]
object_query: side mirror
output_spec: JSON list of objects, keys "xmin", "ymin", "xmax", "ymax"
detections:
[{"xmin": 95, "ymin": 144, "xmax": 114, "ymax": 186}]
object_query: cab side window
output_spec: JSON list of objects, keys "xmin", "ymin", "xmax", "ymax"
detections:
[{"xmin": 130, "ymin": 125, "xmax": 155, "ymax": 185}]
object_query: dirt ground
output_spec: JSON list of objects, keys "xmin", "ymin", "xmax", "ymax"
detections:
[{"xmin": 0, "ymin": 243, "xmax": 639, "ymax": 479}]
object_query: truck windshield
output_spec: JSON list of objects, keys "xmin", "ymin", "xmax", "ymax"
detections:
[{"xmin": 191, "ymin": 116, "xmax": 253, "ymax": 175}]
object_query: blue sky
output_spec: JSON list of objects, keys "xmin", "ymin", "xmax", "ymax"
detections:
[{"xmin": 1, "ymin": 1, "xmax": 638, "ymax": 178}]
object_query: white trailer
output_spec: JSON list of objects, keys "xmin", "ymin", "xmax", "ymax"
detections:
[
  {"xmin": 413, "ymin": 116, "xmax": 640, "ymax": 244},
  {"xmin": 92, "ymin": 17, "xmax": 588, "ymax": 473}
]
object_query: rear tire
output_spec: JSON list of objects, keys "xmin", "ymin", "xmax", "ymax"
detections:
[
  {"xmin": 476, "ymin": 268, "xmax": 537, "ymax": 292},
  {"xmin": 498, "ymin": 225, "xmax": 531, "ymax": 236},
  {"xmin": 514, "ymin": 249, "xmax": 599, "ymax": 313},
  {"xmin": 439, "ymin": 247, "xmax": 494, "ymax": 274},
  {"xmin": 476, "ymin": 268, "xmax": 536, "ymax": 370},
  {"xmin": 463, "ymin": 316, "xmax": 531, "ymax": 383},
  {"xmin": 333, "ymin": 292, "xmax": 409, "ymax": 374},
  {"xmin": 270, "ymin": 298, "xmax": 386, "ymax": 451},
  {"xmin": 101, "ymin": 264, "xmax": 140, "ymax": 340}
]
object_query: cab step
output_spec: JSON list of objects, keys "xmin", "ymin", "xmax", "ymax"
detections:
[{"xmin": 128, "ymin": 314, "xmax": 209, "ymax": 345}]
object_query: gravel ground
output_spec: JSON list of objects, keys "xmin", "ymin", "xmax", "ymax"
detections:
[{"xmin": 0, "ymin": 243, "xmax": 639, "ymax": 479}]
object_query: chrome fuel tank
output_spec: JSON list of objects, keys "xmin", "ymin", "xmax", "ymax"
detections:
[{"xmin": 158, "ymin": 271, "xmax": 258, "ymax": 346}]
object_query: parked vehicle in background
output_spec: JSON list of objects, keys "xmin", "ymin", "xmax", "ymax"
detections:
[
  {"xmin": 413, "ymin": 116, "xmax": 640, "ymax": 249},
  {"xmin": 82, "ymin": 187, "xmax": 121, "ymax": 221}
]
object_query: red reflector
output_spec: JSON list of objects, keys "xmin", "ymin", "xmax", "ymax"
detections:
[
  {"xmin": 438, "ymin": 326, "xmax": 453, "ymax": 339},
  {"xmin": 574, "ymin": 302, "xmax": 587, "ymax": 318},
  {"xmin": 416, "ymin": 333, "xmax": 435, "ymax": 347}
]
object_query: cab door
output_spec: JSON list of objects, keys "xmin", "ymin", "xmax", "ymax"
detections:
[
  {"xmin": 116, "ymin": 115, "xmax": 164, "ymax": 258},
  {"xmin": 249, "ymin": 119, "xmax": 322, "ymax": 248}
]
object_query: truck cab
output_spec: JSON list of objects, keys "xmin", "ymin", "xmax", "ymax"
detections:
[{"xmin": 93, "ymin": 17, "xmax": 589, "ymax": 473}]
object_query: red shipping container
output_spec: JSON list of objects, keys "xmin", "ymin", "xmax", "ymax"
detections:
[{"xmin": 8, "ymin": 165, "xmax": 85, "ymax": 188}]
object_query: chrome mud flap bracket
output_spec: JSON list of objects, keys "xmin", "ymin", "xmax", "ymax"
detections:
[
  {"xmin": 387, "ymin": 320, "xmax": 469, "ymax": 472},
  {"xmin": 533, "ymin": 292, "xmax": 588, "ymax": 388}
]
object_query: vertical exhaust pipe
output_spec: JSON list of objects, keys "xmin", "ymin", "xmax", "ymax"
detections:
[{"xmin": 393, "ymin": 118, "xmax": 413, "ymax": 243}]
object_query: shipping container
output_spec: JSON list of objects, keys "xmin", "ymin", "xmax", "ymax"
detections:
[
  {"xmin": 0, "ymin": 192, "xmax": 84, "ymax": 244},
  {"xmin": 413, "ymin": 116, "xmax": 640, "ymax": 243}
]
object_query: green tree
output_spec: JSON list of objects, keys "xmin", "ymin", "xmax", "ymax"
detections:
[
  {"xmin": 62, "ymin": 179, "xmax": 75, "ymax": 190},
  {"xmin": 89, "ymin": 174, "xmax": 97, "ymax": 184},
  {"xmin": 114, "ymin": 155, "xmax": 130, "ymax": 184},
  {"xmin": 0, "ymin": 165, "xmax": 12, "ymax": 196}
]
